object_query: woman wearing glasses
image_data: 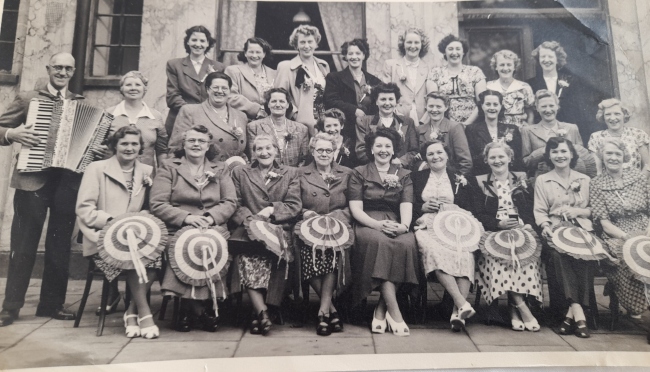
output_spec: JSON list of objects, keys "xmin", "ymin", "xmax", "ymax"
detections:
[{"xmin": 168, "ymin": 72, "xmax": 248, "ymax": 162}]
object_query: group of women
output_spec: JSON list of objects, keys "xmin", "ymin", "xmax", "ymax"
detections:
[{"xmin": 73, "ymin": 24, "xmax": 650, "ymax": 342}]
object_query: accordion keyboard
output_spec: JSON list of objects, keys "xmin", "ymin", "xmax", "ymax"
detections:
[{"xmin": 16, "ymin": 100, "xmax": 55, "ymax": 172}]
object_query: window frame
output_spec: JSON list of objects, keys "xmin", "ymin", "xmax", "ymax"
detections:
[{"xmin": 0, "ymin": 0, "xmax": 21, "ymax": 84}]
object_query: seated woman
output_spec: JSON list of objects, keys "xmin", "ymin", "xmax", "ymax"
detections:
[
  {"xmin": 465, "ymin": 90, "xmax": 523, "ymax": 176},
  {"xmin": 298, "ymin": 133, "xmax": 353, "ymax": 336},
  {"xmin": 590, "ymin": 138, "xmax": 650, "ymax": 321},
  {"xmin": 150, "ymin": 125, "xmax": 237, "ymax": 333},
  {"xmin": 413, "ymin": 140, "xmax": 476, "ymax": 331},
  {"xmin": 472, "ymin": 142, "xmax": 542, "ymax": 332},
  {"xmin": 246, "ymin": 88, "xmax": 309, "ymax": 167},
  {"xmin": 76, "ymin": 126, "xmax": 159, "ymax": 339},
  {"xmin": 534, "ymin": 137, "xmax": 594, "ymax": 338},
  {"xmin": 355, "ymin": 82, "xmax": 418, "ymax": 169},
  {"xmin": 349, "ymin": 128, "xmax": 418, "ymax": 336},
  {"xmin": 229, "ymin": 135, "xmax": 302, "ymax": 335},
  {"xmin": 416, "ymin": 92, "xmax": 472, "ymax": 174},
  {"xmin": 315, "ymin": 108, "xmax": 355, "ymax": 168}
]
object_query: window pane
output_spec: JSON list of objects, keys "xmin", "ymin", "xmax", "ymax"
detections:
[
  {"xmin": 0, "ymin": 43, "xmax": 14, "ymax": 72},
  {"xmin": 4, "ymin": 0, "xmax": 21, "ymax": 11},
  {"xmin": 122, "ymin": 16, "xmax": 142, "ymax": 45},
  {"xmin": 96, "ymin": 0, "xmax": 114, "ymax": 15},
  {"xmin": 0, "ymin": 10, "xmax": 18, "ymax": 42},
  {"xmin": 94, "ymin": 16, "xmax": 114, "ymax": 45},
  {"xmin": 94, "ymin": 46, "xmax": 139, "ymax": 76},
  {"xmin": 92, "ymin": 0, "xmax": 143, "ymax": 76}
]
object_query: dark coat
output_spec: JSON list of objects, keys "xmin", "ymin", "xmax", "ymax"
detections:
[
  {"xmin": 464, "ymin": 120, "xmax": 524, "ymax": 176},
  {"xmin": 355, "ymin": 114, "xmax": 419, "ymax": 168}
]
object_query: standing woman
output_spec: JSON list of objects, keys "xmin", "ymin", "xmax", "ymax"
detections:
[
  {"xmin": 275, "ymin": 25, "xmax": 330, "ymax": 135},
  {"xmin": 426, "ymin": 34, "xmax": 486, "ymax": 126},
  {"xmin": 588, "ymin": 99, "xmax": 650, "ymax": 175},
  {"xmin": 76, "ymin": 127, "xmax": 159, "ymax": 339},
  {"xmin": 229, "ymin": 135, "xmax": 301, "ymax": 335},
  {"xmin": 316, "ymin": 109, "xmax": 355, "ymax": 168},
  {"xmin": 165, "ymin": 25, "xmax": 224, "ymax": 135},
  {"xmin": 298, "ymin": 133, "xmax": 353, "ymax": 336},
  {"xmin": 355, "ymin": 83, "xmax": 418, "ymax": 168},
  {"xmin": 324, "ymin": 39, "xmax": 382, "ymax": 147},
  {"xmin": 379, "ymin": 28, "xmax": 431, "ymax": 124},
  {"xmin": 466, "ymin": 90, "xmax": 523, "ymax": 176},
  {"xmin": 485, "ymin": 50, "xmax": 535, "ymax": 128},
  {"xmin": 521, "ymin": 90, "xmax": 582, "ymax": 178},
  {"xmin": 349, "ymin": 128, "xmax": 418, "ymax": 337},
  {"xmin": 168, "ymin": 72, "xmax": 248, "ymax": 162},
  {"xmin": 107, "ymin": 71, "xmax": 168, "ymax": 168},
  {"xmin": 534, "ymin": 137, "xmax": 595, "ymax": 338},
  {"xmin": 150, "ymin": 125, "xmax": 237, "ymax": 333},
  {"xmin": 416, "ymin": 92, "xmax": 472, "ymax": 175},
  {"xmin": 247, "ymin": 88, "xmax": 309, "ymax": 167},
  {"xmin": 225, "ymin": 38, "xmax": 277, "ymax": 121}
]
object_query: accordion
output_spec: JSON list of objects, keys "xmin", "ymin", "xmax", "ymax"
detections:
[{"xmin": 16, "ymin": 99, "xmax": 113, "ymax": 173}]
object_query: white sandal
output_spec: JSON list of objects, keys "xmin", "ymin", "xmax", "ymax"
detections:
[
  {"xmin": 123, "ymin": 312, "xmax": 140, "ymax": 338},
  {"xmin": 138, "ymin": 314, "xmax": 159, "ymax": 339},
  {"xmin": 457, "ymin": 302, "xmax": 476, "ymax": 321},
  {"xmin": 385, "ymin": 312, "xmax": 410, "ymax": 337}
]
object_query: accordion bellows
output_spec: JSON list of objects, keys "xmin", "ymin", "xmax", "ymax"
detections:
[{"xmin": 17, "ymin": 99, "xmax": 113, "ymax": 173}]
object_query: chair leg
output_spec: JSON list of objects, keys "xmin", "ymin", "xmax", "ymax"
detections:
[
  {"xmin": 420, "ymin": 280, "xmax": 428, "ymax": 324},
  {"xmin": 74, "ymin": 263, "xmax": 95, "ymax": 328},
  {"xmin": 588, "ymin": 286, "xmax": 599, "ymax": 330},
  {"xmin": 172, "ymin": 297, "xmax": 181, "ymax": 328},
  {"xmin": 159, "ymin": 296, "xmax": 170, "ymax": 321},
  {"xmin": 123, "ymin": 283, "xmax": 131, "ymax": 310},
  {"xmin": 608, "ymin": 283, "xmax": 620, "ymax": 331},
  {"xmin": 301, "ymin": 280, "xmax": 310, "ymax": 324},
  {"xmin": 96, "ymin": 278, "xmax": 110, "ymax": 337}
]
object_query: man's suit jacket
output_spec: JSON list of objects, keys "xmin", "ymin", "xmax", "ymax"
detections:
[
  {"xmin": 165, "ymin": 56, "xmax": 225, "ymax": 134},
  {"xmin": 0, "ymin": 89, "xmax": 84, "ymax": 191},
  {"xmin": 224, "ymin": 64, "xmax": 277, "ymax": 120}
]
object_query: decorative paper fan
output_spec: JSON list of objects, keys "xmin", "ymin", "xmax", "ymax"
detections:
[
  {"xmin": 429, "ymin": 209, "xmax": 484, "ymax": 253},
  {"xmin": 244, "ymin": 216, "xmax": 293, "ymax": 263},
  {"xmin": 295, "ymin": 215, "xmax": 354, "ymax": 272},
  {"xmin": 479, "ymin": 227, "xmax": 541, "ymax": 269},
  {"xmin": 622, "ymin": 235, "xmax": 650, "ymax": 284},
  {"xmin": 168, "ymin": 226, "xmax": 230, "ymax": 286},
  {"xmin": 98, "ymin": 212, "xmax": 167, "ymax": 283},
  {"xmin": 548, "ymin": 225, "xmax": 614, "ymax": 261}
]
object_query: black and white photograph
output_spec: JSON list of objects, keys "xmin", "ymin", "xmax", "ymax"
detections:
[{"xmin": 0, "ymin": 0, "xmax": 648, "ymax": 370}]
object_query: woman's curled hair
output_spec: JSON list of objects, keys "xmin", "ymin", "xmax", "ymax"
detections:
[
  {"xmin": 183, "ymin": 25, "xmax": 216, "ymax": 55},
  {"xmin": 107, "ymin": 126, "xmax": 144, "ymax": 155},
  {"xmin": 364, "ymin": 127, "xmax": 402, "ymax": 162},
  {"xmin": 173, "ymin": 124, "xmax": 219, "ymax": 161},
  {"xmin": 543, "ymin": 136, "xmax": 578, "ymax": 169}
]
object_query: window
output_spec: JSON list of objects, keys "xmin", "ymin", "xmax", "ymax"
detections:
[
  {"xmin": 0, "ymin": 0, "xmax": 20, "ymax": 72},
  {"xmin": 90, "ymin": 0, "xmax": 143, "ymax": 76}
]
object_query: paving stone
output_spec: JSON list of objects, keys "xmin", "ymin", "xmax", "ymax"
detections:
[
  {"xmin": 466, "ymin": 323, "xmax": 568, "ymax": 347},
  {"xmin": 252, "ymin": 322, "xmax": 370, "ymax": 338},
  {"xmin": 112, "ymin": 341, "xmax": 238, "ymax": 363},
  {"xmin": 0, "ymin": 323, "xmax": 42, "ymax": 348},
  {"xmin": 235, "ymin": 333, "xmax": 374, "ymax": 357},
  {"xmin": 560, "ymin": 333, "xmax": 650, "ymax": 352},
  {"xmin": 373, "ymin": 329, "xmax": 478, "ymax": 354},
  {"xmin": 131, "ymin": 322, "xmax": 244, "ymax": 342}
]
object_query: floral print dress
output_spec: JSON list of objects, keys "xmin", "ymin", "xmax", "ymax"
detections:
[
  {"xmin": 427, "ymin": 65, "xmax": 486, "ymax": 123},
  {"xmin": 486, "ymin": 79, "xmax": 535, "ymax": 128}
]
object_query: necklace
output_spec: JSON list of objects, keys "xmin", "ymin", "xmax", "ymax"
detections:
[{"xmin": 121, "ymin": 167, "xmax": 134, "ymax": 173}]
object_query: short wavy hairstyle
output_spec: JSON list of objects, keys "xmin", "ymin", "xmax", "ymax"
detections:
[
  {"xmin": 173, "ymin": 124, "xmax": 219, "ymax": 161},
  {"xmin": 237, "ymin": 37, "xmax": 273, "ymax": 65},
  {"xmin": 397, "ymin": 28, "xmax": 430, "ymax": 58},
  {"xmin": 183, "ymin": 25, "xmax": 216, "ymax": 55},
  {"xmin": 119, "ymin": 70, "xmax": 148, "ymax": 96},
  {"xmin": 490, "ymin": 50, "xmax": 521, "ymax": 72},
  {"xmin": 478, "ymin": 90, "xmax": 506, "ymax": 120},
  {"xmin": 543, "ymin": 137, "xmax": 578, "ymax": 169},
  {"xmin": 482, "ymin": 141, "xmax": 514, "ymax": 164},
  {"xmin": 425, "ymin": 92, "xmax": 450, "ymax": 109},
  {"xmin": 597, "ymin": 137, "xmax": 631, "ymax": 165},
  {"xmin": 251, "ymin": 134, "xmax": 280, "ymax": 154},
  {"xmin": 107, "ymin": 126, "xmax": 144, "ymax": 155},
  {"xmin": 365, "ymin": 127, "xmax": 402, "ymax": 162},
  {"xmin": 289, "ymin": 25, "xmax": 321, "ymax": 49},
  {"xmin": 437, "ymin": 34, "xmax": 468, "ymax": 60},
  {"xmin": 308, "ymin": 132, "xmax": 337, "ymax": 154},
  {"xmin": 535, "ymin": 89, "xmax": 560, "ymax": 109},
  {"xmin": 371, "ymin": 82, "xmax": 401, "ymax": 104},
  {"xmin": 596, "ymin": 98, "xmax": 631, "ymax": 124},
  {"xmin": 316, "ymin": 108, "xmax": 346, "ymax": 132},
  {"xmin": 531, "ymin": 41, "xmax": 568, "ymax": 70},
  {"xmin": 341, "ymin": 38, "xmax": 370, "ymax": 61},
  {"xmin": 262, "ymin": 88, "xmax": 293, "ymax": 118},
  {"xmin": 419, "ymin": 140, "xmax": 451, "ymax": 162},
  {"xmin": 204, "ymin": 72, "xmax": 232, "ymax": 90}
]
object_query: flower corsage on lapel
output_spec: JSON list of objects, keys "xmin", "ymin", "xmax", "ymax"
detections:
[
  {"xmin": 556, "ymin": 128, "xmax": 568, "ymax": 137},
  {"xmin": 359, "ymin": 84, "xmax": 373, "ymax": 104},
  {"xmin": 322, "ymin": 172, "xmax": 339, "ymax": 189},
  {"xmin": 569, "ymin": 180, "xmax": 582, "ymax": 202},
  {"xmin": 265, "ymin": 170, "xmax": 280, "ymax": 185},
  {"xmin": 498, "ymin": 128, "xmax": 514, "ymax": 144},
  {"xmin": 200, "ymin": 64, "xmax": 217, "ymax": 83},
  {"xmin": 557, "ymin": 79, "xmax": 570, "ymax": 98},
  {"xmin": 382, "ymin": 169, "xmax": 402, "ymax": 191},
  {"xmin": 454, "ymin": 174, "xmax": 468, "ymax": 195},
  {"xmin": 510, "ymin": 176, "xmax": 529, "ymax": 195},
  {"xmin": 429, "ymin": 129, "xmax": 448, "ymax": 142},
  {"xmin": 196, "ymin": 170, "xmax": 216, "ymax": 188},
  {"xmin": 231, "ymin": 119, "xmax": 243, "ymax": 138},
  {"xmin": 133, "ymin": 174, "xmax": 153, "ymax": 197}
]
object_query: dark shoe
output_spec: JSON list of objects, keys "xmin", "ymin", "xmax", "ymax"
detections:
[
  {"xmin": 558, "ymin": 317, "xmax": 575, "ymax": 335},
  {"xmin": 36, "ymin": 307, "xmax": 76, "ymax": 320},
  {"xmin": 250, "ymin": 316, "xmax": 261, "ymax": 335},
  {"xmin": 0, "ymin": 309, "xmax": 19, "ymax": 327},
  {"xmin": 198, "ymin": 311, "xmax": 218, "ymax": 332},
  {"xmin": 317, "ymin": 314, "xmax": 331, "ymax": 336},
  {"xmin": 95, "ymin": 294, "xmax": 121, "ymax": 316},
  {"xmin": 329, "ymin": 312, "xmax": 343, "ymax": 333},
  {"xmin": 575, "ymin": 320, "xmax": 590, "ymax": 338},
  {"xmin": 259, "ymin": 310, "xmax": 272, "ymax": 335},
  {"xmin": 175, "ymin": 314, "xmax": 192, "ymax": 332}
]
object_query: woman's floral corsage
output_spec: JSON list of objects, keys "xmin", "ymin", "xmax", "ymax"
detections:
[
  {"xmin": 200, "ymin": 65, "xmax": 217, "ymax": 83},
  {"xmin": 557, "ymin": 79, "xmax": 570, "ymax": 98},
  {"xmin": 264, "ymin": 171, "xmax": 280, "ymax": 185},
  {"xmin": 499, "ymin": 128, "xmax": 514, "ymax": 143},
  {"xmin": 196, "ymin": 170, "xmax": 216, "ymax": 187},
  {"xmin": 134, "ymin": 174, "xmax": 153, "ymax": 196},
  {"xmin": 454, "ymin": 174, "xmax": 468, "ymax": 194},
  {"xmin": 341, "ymin": 144, "xmax": 350, "ymax": 157},
  {"xmin": 322, "ymin": 173, "xmax": 339, "ymax": 189},
  {"xmin": 570, "ymin": 180, "xmax": 582, "ymax": 201},
  {"xmin": 510, "ymin": 177, "xmax": 529, "ymax": 194},
  {"xmin": 397, "ymin": 122, "xmax": 404, "ymax": 138},
  {"xmin": 359, "ymin": 84, "xmax": 372, "ymax": 103},
  {"xmin": 284, "ymin": 132, "xmax": 293, "ymax": 142},
  {"xmin": 429, "ymin": 129, "xmax": 447, "ymax": 141},
  {"xmin": 382, "ymin": 174, "xmax": 401, "ymax": 190},
  {"xmin": 399, "ymin": 74, "xmax": 407, "ymax": 82},
  {"xmin": 556, "ymin": 128, "xmax": 568, "ymax": 137},
  {"xmin": 302, "ymin": 75, "xmax": 313, "ymax": 91},
  {"xmin": 231, "ymin": 120, "xmax": 243, "ymax": 138}
]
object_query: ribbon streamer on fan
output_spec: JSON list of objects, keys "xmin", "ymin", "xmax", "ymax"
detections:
[
  {"xmin": 429, "ymin": 209, "xmax": 484, "ymax": 270},
  {"xmin": 622, "ymin": 235, "xmax": 650, "ymax": 285},
  {"xmin": 245, "ymin": 216, "xmax": 293, "ymax": 278},
  {"xmin": 479, "ymin": 227, "xmax": 541, "ymax": 270},
  {"xmin": 126, "ymin": 229, "xmax": 148, "ymax": 284},
  {"xmin": 548, "ymin": 225, "xmax": 614, "ymax": 262}
]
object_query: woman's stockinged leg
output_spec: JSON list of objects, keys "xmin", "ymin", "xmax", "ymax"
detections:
[
  {"xmin": 436, "ymin": 270, "xmax": 468, "ymax": 309},
  {"xmin": 381, "ymin": 281, "xmax": 404, "ymax": 323},
  {"xmin": 247, "ymin": 288, "xmax": 267, "ymax": 314},
  {"xmin": 126, "ymin": 269, "xmax": 156, "ymax": 328},
  {"xmin": 311, "ymin": 274, "xmax": 338, "ymax": 314}
]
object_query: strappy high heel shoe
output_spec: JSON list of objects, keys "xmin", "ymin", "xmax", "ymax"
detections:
[
  {"xmin": 329, "ymin": 312, "xmax": 343, "ymax": 333},
  {"xmin": 457, "ymin": 302, "xmax": 476, "ymax": 321},
  {"xmin": 371, "ymin": 306, "xmax": 387, "ymax": 334},
  {"xmin": 574, "ymin": 320, "xmax": 590, "ymax": 338},
  {"xmin": 514, "ymin": 303, "xmax": 540, "ymax": 332},
  {"xmin": 123, "ymin": 312, "xmax": 140, "ymax": 338},
  {"xmin": 317, "ymin": 313, "xmax": 331, "ymax": 336},
  {"xmin": 138, "ymin": 314, "xmax": 159, "ymax": 339},
  {"xmin": 259, "ymin": 310, "xmax": 272, "ymax": 336},
  {"xmin": 558, "ymin": 317, "xmax": 575, "ymax": 335},
  {"xmin": 385, "ymin": 312, "xmax": 410, "ymax": 337},
  {"xmin": 450, "ymin": 311, "xmax": 465, "ymax": 332}
]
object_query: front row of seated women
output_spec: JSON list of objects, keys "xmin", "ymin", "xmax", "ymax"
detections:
[{"xmin": 76, "ymin": 124, "xmax": 650, "ymax": 341}]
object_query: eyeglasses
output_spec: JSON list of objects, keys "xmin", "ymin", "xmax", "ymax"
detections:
[
  {"xmin": 186, "ymin": 139, "xmax": 209, "ymax": 145},
  {"xmin": 49, "ymin": 65, "xmax": 75, "ymax": 73},
  {"xmin": 315, "ymin": 148, "xmax": 334, "ymax": 154}
]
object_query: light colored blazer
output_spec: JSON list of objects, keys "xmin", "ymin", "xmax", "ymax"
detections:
[
  {"xmin": 168, "ymin": 101, "xmax": 248, "ymax": 162},
  {"xmin": 379, "ymin": 58, "xmax": 430, "ymax": 121},
  {"xmin": 149, "ymin": 157, "xmax": 237, "ymax": 234},
  {"xmin": 416, "ymin": 117, "xmax": 472, "ymax": 175},
  {"xmin": 533, "ymin": 168, "xmax": 592, "ymax": 231},
  {"xmin": 76, "ymin": 157, "xmax": 153, "ymax": 256},
  {"xmin": 225, "ymin": 64, "xmax": 277, "ymax": 120},
  {"xmin": 521, "ymin": 121, "xmax": 582, "ymax": 175},
  {"xmin": 246, "ymin": 117, "xmax": 309, "ymax": 167},
  {"xmin": 274, "ymin": 56, "xmax": 330, "ymax": 131},
  {"xmin": 165, "ymin": 56, "xmax": 225, "ymax": 134}
]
